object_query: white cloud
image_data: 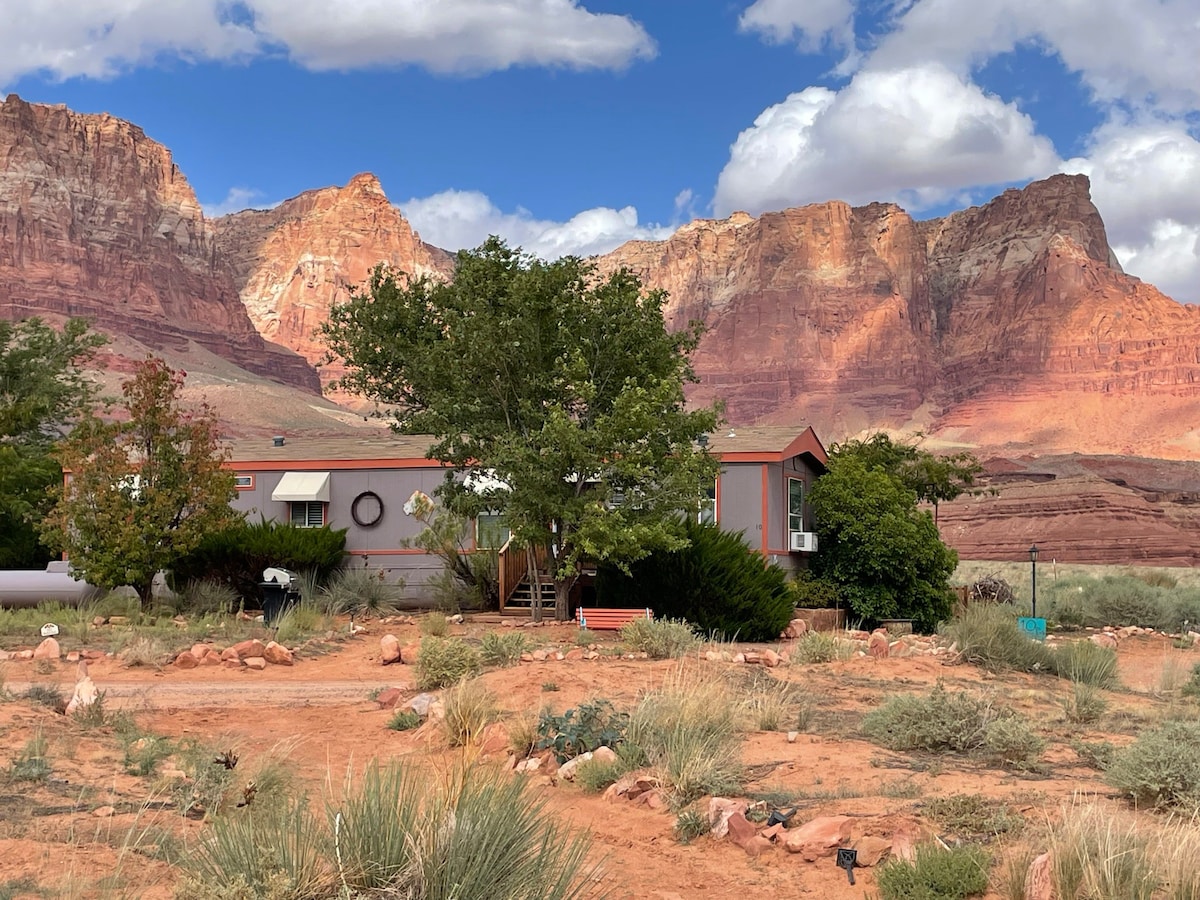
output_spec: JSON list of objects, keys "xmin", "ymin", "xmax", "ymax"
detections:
[
  {"xmin": 0, "ymin": 0, "xmax": 654, "ymax": 87},
  {"xmin": 249, "ymin": 0, "xmax": 655, "ymax": 74},
  {"xmin": 1064, "ymin": 120, "xmax": 1200, "ymax": 301},
  {"xmin": 201, "ymin": 186, "xmax": 276, "ymax": 218},
  {"xmin": 871, "ymin": 0, "xmax": 1200, "ymax": 112},
  {"xmin": 738, "ymin": 0, "xmax": 854, "ymax": 52},
  {"xmin": 713, "ymin": 63, "xmax": 1060, "ymax": 216},
  {"xmin": 400, "ymin": 189, "xmax": 674, "ymax": 259},
  {"xmin": 0, "ymin": 1, "xmax": 257, "ymax": 86}
]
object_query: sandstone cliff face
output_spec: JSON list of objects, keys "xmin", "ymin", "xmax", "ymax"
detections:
[
  {"xmin": 598, "ymin": 175, "xmax": 1200, "ymax": 455},
  {"xmin": 0, "ymin": 94, "xmax": 319, "ymax": 392},
  {"xmin": 213, "ymin": 175, "xmax": 452, "ymax": 386}
]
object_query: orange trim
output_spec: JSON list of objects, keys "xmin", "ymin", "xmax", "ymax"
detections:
[
  {"xmin": 761, "ymin": 465, "xmax": 770, "ymax": 559},
  {"xmin": 234, "ymin": 474, "xmax": 255, "ymax": 491},
  {"xmin": 348, "ymin": 548, "xmax": 433, "ymax": 556},
  {"xmin": 227, "ymin": 457, "xmax": 453, "ymax": 472},
  {"xmin": 716, "ymin": 427, "xmax": 829, "ymax": 468}
]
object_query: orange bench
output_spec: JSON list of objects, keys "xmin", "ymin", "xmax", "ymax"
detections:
[{"xmin": 576, "ymin": 607, "xmax": 653, "ymax": 631}]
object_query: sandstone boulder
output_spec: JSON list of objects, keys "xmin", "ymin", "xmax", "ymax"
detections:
[
  {"xmin": 173, "ymin": 651, "xmax": 199, "ymax": 669},
  {"xmin": 243, "ymin": 656, "xmax": 267, "ymax": 670},
  {"xmin": 784, "ymin": 815, "xmax": 854, "ymax": 860},
  {"xmin": 263, "ymin": 641, "xmax": 294, "ymax": 666},
  {"xmin": 231, "ymin": 639, "xmax": 266, "ymax": 660},
  {"xmin": 380, "ymin": 634, "xmax": 401, "ymax": 665},
  {"xmin": 33, "ymin": 637, "xmax": 61, "ymax": 660}
]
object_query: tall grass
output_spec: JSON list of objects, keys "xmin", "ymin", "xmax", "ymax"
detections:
[
  {"xmin": 441, "ymin": 678, "xmax": 498, "ymax": 747},
  {"xmin": 480, "ymin": 631, "xmax": 526, "ymax": 667},
  {"xmin": 1048, "ymin": 802, "xmax": 1158, "ymax": 900},
  {"xmin": 619, "ymin": 618, "xmax": 698, "ymax": 659}
]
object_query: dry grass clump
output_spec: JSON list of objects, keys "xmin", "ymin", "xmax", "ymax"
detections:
[
  {"xmin": 924, "ymin": 794, "xmax": 1023, "ymax": 840},
  {"xmin": 1048, "ymin": 802, "xmax": 1159, "ymax": 900},
  {"xmin": 792, "ymin": 631, "xmax": 848, "ymax": 664},
  {"xmin": 416, "ymin": 637, "xmax": 482, "ymax": 690},
  {"xmin": 419, "ymin": 613, "xmax": 450, "ymax": 637},
  {"xmin": 441, "ymin": 678, "xmax": 498, "ymax": 747},
  {"xmin": 619, "ymin": 617, "xmax": 698, "ymax": 659},
  {"xmin": 737, "ymin": 672, "xmax": 804, "ymax": 732},
  {"xmin": 624, "ymin": 665, "xmax": 742, "ymax": 806},
  {"xmin": 479, "ymin": 631, "xmax": 526, "ymax": 667},
  {"xmin": 1062, "ymin": 681, "xmax": 1107, "ymax": 724}
]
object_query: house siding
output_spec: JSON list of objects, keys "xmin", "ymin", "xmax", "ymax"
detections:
[{"xmin": 716, "ymin": 463, "xmax": 767, "ymax": 552}]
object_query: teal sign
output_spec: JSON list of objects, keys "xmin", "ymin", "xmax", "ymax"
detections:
[{"xmin": 1018, "ymin": 617, "xmax": 1047, "ymax": 641}]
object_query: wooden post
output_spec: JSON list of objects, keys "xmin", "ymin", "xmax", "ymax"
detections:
[{"xmin": 526, "ymin": 545, "xmax": 542, "ymax": 623}]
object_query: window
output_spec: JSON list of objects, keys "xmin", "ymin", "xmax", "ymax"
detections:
[
  {"xmin": 698, "ymin": 479, "xmax": 717, "ymax": 524},
  {"xmin": 234, "ymin": 474, "xmax": 255, "ymax": 490},
  {"xmin": 290, "ymin": 501, "xmax": 326, "ymax": 528},
  {"xmin": 475, "ymin": 511, "xmax": 511, "ymax": 549},
  {"xmin": 787, "ymin": 478, "xmax": 804, "ymax": 533}
]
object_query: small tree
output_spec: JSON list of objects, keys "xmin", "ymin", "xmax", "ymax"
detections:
[
  {"xmin": 0, "ymin": 318, "xmax": 106, "ymax": 568},
  {"xmin": 810, "ymin": 455, "xmax": 957, "ymax": 631},
  {"xmin": 324, "ymin": 238, "xmax": 720, "ymax": 621},
  {"xmin": 42, "ymin": 357, "xmax": 241, "ymax": 607}
]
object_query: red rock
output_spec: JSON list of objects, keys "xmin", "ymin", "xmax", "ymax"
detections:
[
  {"xmin": 190, "ymin": 643, "xmax": 212, "ymax": 659},
  {"xmin": 760, "ymin": 823, "xmax": 787, "ymax": 842},
  {"xmin": 0, "ymin": 94, "xmax": 319, "ymax": 392},
  {"xmin": 707, "ymin": 798, "xmax": 750, "ymax": 838},
  {"xmin": 890, "ymin": 824, "xmax": 922, "ymax": 862},
  {"xmin": 400, "ymin": 642, "xmax": 420, "ymax": 665},
  {"xmin": 220, "ymin": 647, "xmax": 240, "ymax": 661},
  {"xmin": 868, "ymin": 632, "xmax": 890, "ymax": 659},
  {"xmin": 263, "ymin": 641, "xmax": 294, "ymax": 666},
  {"xmin": 1025, "ymin": 852, "xmax": 1053, "ymax": 900},
  {"xmin": 724, "ymin": 812, "xmax": 757, "ymax": 847},
  {"xmin": 173, "ymin": 651, "xmax": 199, "ymax": 669},
  {"xmin": 15, "ymin": 650, "xmax": 33, "ymax": 660},
  {"xmin": 65, "ymin": 651, "xmax": 80, "ymax": 663},
  {"xmin": 784, "ymin": 815, "xmax": 854, "ymax": 860},
  {"xmin": 376, "ymin": 688, "xmax": 402, "ymax": 709},
  {"xmin": 479, "ymin": 723, "xmax": 510, "ymax": 756},
  {"xmin": 243, "ymin": 656, "xmax": 267, "ymax": 670},
  {"xmin": 853, "ymin": 835, "xmax": 892, "ymax": 866},
  {"xmin": 92, "ymin": 806, "xmax": 115, "ymax": 818},
  {"xmin": 1090, "ymin": 633, "xmax": 1119, "ymax": 650},
  {"xmin": 33, "ymin": 637, "xmax": 60, "ymax": 660},
  {"xmin": 564, "ymin": 648, "xmax": 584, "ymax": 660},
  {"xmin": 81, "ymin": 649, "xmax": 106, "ymax": 660},
  {"xmin": 223, "ymin": 659, "xmax": 243, "ymax": 669},
  {"xmin": 199, "ymin": 651, "xmax": 222, "ymax": 666},
  {"xmin": 231, "ymin": 639, "xmax": 266, "ymax": 660},
  {"xmin": 743, "ymin": 836, "xmax": 774, "ymax": 857}
]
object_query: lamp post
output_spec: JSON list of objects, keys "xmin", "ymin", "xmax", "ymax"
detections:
[{"xmin": 1029, "ymin": 543, "xmax": 1040, "ymax": 619}]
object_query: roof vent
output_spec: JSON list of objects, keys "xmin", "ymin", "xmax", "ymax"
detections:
[{"xmin": 272, "ymin": 435, "xmax": 285, "ymax": 448}]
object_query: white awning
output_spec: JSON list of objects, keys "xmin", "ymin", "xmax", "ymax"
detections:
[{"xmin": 271, "ymin": 471, "xmax": 331, "ymax": 503}]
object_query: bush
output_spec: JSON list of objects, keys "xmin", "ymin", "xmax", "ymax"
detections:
[
  {"xmin": 322, "ymin": 567, "xmax": 401, "ymax": 616},
  {"xmin": 876, "ymin": 843, "xmax": 989, "ymax": 900},
  {"xmin": 441, "ymin": 678, "xmax": 497, "ymax": 747},
  {"xmin": 415, "ymin": 638, "xmax": 481, "ymax": 690},
  {"xmin": 624, "ymin": 667, "xmax": 742, "ymax": 805},
  {"xmin": 1183, "ymin": 662, "xmax": 1200, "ymax": 699},
  {"xmin": 537, "ymin": 700, "xmax": 628, "ymax": 762},
  {"xmin": 924, "ymin": 794, "xmax": 1023, "ymax": 840},
  {"xmin": 387, "ymin": 710, "xmax": 421, "ymax": 731},
  {"xmin": 596, "ymin": 519, "xmax": 794, "ymax": 642},
  {"xmin": 575, "ymin": 757, "xmax": 627, "ymax": 793},
  {"xmin": 792, "ymin": 631, "xmax": 846, "ymax": 664},
  {"xmin": 788, "ymin": 570, "xmax": 843, "ymax": 609},
  {"xmin": 420, "ymin": 613, "xmax": 449, "ymax": 636},
  {"xmin": 674, "ymin": 808, "xmax": 711, "ymax": 844},
  {"xmin": 480, "ymin": 631, "xmax": 526, "ymax": 667},
  {"xmin": 1042, "ymin": 574, "xmax": 1200, "ymax": 632},
  {"xmin": 1107, "ymin": 721, "xmax": 1200, "ymax": 810},
  {"xmin": 182, "ymin": 579, "xmax": 239, "ymax": 616},
  {"xmin": 862, "ymin": 683, "xmax": 1043, "ymax": 769},
  {"xmin": 172, "ymin": 517, "xmax": 347, "ymax": 603},
  {"xmin": 1050, "ymin": 640, "xmax": 1118, "ymax": 688},
  {"xmin": 328, "ymin": 762, "xmax": 601, "ymax": 899},
  {"xmin": 740, "ymin": 673, "xmax": 800, "ymax": 731},
  {"xmin": 1062, "ymin": 682, "xmax": 1107, "ymax": 724},
  {"xmin": 940, "ymin": 604, "xmax": 1054, "ymax": 673},
  {"xmin": 619, "ymin": 618, "xmax": 698, "ymax": 659}
]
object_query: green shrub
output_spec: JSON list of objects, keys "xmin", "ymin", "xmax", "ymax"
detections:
[
  {"xmin": 940, "ymin": 604, "xmax": 1055, "ymax": 673},
  {"xmin": 177, "ymin": 797, "xmax": 332, "ymax": 899},
  {"xmin": 877, "ymin": 843, "xmax": 990, "ymax": 900},
  {"xmin": 788, "ymin": 570, "xmax": 843, "ymax": 609},
  {"xmin": 387, "ymin": 710, "xmax": 421, "ymax": 732},
  {"xmin": 619, "ymin": 618, "xmax": 698, "ymax": 659},
  {"xmin": 8, "ymin": 730, "xmax": 51, "ymax": 782},
  {"xmin": 575, "ymin": 757, "xmax": 627, "ymax": 793},
  {"xmin": 182, "ymin": 579, "xmax": 240, "ymax": 616},
  {"xmin": 1062, "ymin": 682, "xmax": 1107, "ymax": 724},
  {"xmin": 792, "ymin": 631, "xmax": 846, "ymax": 663},
  {"xmin": 924, "ymin": 794, "xmax": 1022, "ymax": 840},
  {"xmin": 596, "ymin": 519, "xmax": 793, "ymax": 642},
  {"xmin": 322, "ymin": 567, "xmax": 401, "ymax": 616},
  {"xmin": 420, "ymin": 613, "xmax": 449, "ymax": 636},
  {"xmin": 1070, "ymin": 739, "xmax": 1115, "ymax": 770},
  {"xmin": 441, "ymin": 678, "xmax": 497, "ymax": 747},
  {"xmin": 415, "ymin": 637, "xmax": 481, "ymax": 690},
  {"xmin": 480, "ymin": 631, "xmax": 526, "ymax": 667},
  {"xmin": 172, "ymin": 517, "xmax": 347, "ymax": 603},
  {"xmin": 862, "ymin": 683, "xmax": 1043, "ymax": 769},
  {"xmin": 1050, "ymin": 640, "xmax": 1118, "ymax": 688},
  {"xmin": 674, "ymin": 808, "xmax": 710, "ymax": 844},
  {"xmin": 1107, "ymin": 721, "xmax": 1200, "ymax": 810},
  {"xmin": 1183, "ymin": 662, "xmax": 1200, "ymax": 699},
  {"xmin": 537, "ymin": 700, "xmax": 628, "ymax": 762}
]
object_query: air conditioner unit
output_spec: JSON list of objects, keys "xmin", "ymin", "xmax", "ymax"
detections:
[{"xmin": 789, "ymin": 531, "xmax": 817, "ymax": 553}]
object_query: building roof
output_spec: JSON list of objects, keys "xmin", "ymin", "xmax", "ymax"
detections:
[{"xmin": 226, "ymin": 425, "xmax": 828, "ymax": 471}]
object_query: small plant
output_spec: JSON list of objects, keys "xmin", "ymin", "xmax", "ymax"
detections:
[
  {"xmin": 674, "ymin": 808, "xmax": 711, "ymax": 844},
  {"xmin": 33, "ymin": 658, "xmax": 55, "ymax": 675},
  {"xmin": 415, "ymin": 637, "xmax": 481, "ymax": 690},
  {"xmin": 541, "ymin": 681, "xmax": 560, "ymax": 692},
  {"xmin": 419, "ymin": 613, "xmax": 449, "ymax": 637},
  {"xmin": 1070, "ymin": 738, "xmax": 1115, "ymax": 770},
  {"xmin": 619, "ymin": 617, "xmax": 698, "ymax": 659},
  {"xmin": 273, "ymin": 600, "xmax": 327, "ymax": 645},
  {"xmin": 387, "ymin": 709, "xmax": 422, "ymax": 732},
  {"xmin": 508, "ymin": 711, "xmax": 540, "ymax": 758},
  {"xmin": 1107, "ymin": 720, "xmax": 1200, "ymax": 809},
  {"xmin": 876, "ymin": 842, "xmax": 990, "ymax": 900},
  {"xmin": 1183, "ymin": 662, "xmax": 1200, "ymax": 699},
  {"xmin": 173, "ymin": 738, "xmax": 238, "ymax": 820},
  {"xmin": 792, "ymin": 631, "xmax": 846, "ymax": 664},
  {"xmin": 23, "ymin": 683, "xmax": 63, "ymax": 711},
  {"xmin": 1051, "ymin": 640, "xmax": 1118, "ymax": 688},
  {"xmin": 924, "ymin": 794, "xmax": 1023, "ymax": 839},
  {"xmin": 575, "ymin": 757, "xmax": 627, "ymax": 793},
  {"xmin": 71, "ymin": 690, "xmax": 111, "ymax": 728},
  {"xmin": 575, "ymin": 628, "xmax": 597, "ymax": 647},
  {"xmin": 537, "ymin": 699, "xmax": 628, "ymax": 762},
  {"xmin": 123, "ymin": 733, "xmax": 173, "ymax": 777},
  {"xmin": 1048, "ymin": 801, "xmax": 1157, "ymax": 900},
  {"xmin": 480, "ymin": 630, "xmax": 526, "ymax": 667},
  {"xmin": 322, "ymin": 567, "xmax": 399, "ymax": 617},
  {"xmin": 441, "ymin": 678, "xmax": 497, "ymax": 747},
  {"xmin": 1062, "ymin": 681, "xmax": 1107, "ymax": 724},
  {"xmin": 740, "ymin": 673, "xmax": 799, "ymax": 731},
  {"xmin": 182, "ymin": 578, "xmax": 239, "ymax": 615},
  {"xmin": 8, "ymin": 730, "xmax": 51, "ymax": 782}
]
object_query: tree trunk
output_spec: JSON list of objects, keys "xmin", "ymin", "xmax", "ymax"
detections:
[
  {"xmin": 136, "ymin": 580, "xmax": 155, "ymax": 612},
  {"xmin": 553, "ymin": 577, "xmax": 571, "ymax": 622},
  {"xmin": 526, "ymin": 545, "xmax": 542, "ymax": 623}
]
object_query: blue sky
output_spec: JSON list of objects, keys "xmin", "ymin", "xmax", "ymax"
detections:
[{"xmin": 3, "ymin": 1, "xmax": 1199, "ymax": 300}]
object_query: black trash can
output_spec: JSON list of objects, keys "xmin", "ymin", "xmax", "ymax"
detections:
[{"xmin": 259, "ymin": 581, "xmax": 299, "ymax": 624}]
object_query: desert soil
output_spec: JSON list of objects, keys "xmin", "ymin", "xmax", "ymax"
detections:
[{"xmin": 0, "ymin": 619, "xmax": 1193, "ymax": 899}]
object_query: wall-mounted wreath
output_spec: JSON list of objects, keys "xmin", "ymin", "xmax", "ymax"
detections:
[{"xmin": 351, "ymin": 490, "xmax": 384, "ymax": 528}]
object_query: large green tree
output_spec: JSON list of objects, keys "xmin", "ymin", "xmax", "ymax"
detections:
[
  {"xmin": 324, "ymin": 238, "xmax": 720, "ymax": 621},
  {"xmin": 810, "ymin": 447, "xmax": 959, "ymax": 632},
  {"xmin": 42, "ymin": 357, "xmax": 241, "ymax": 607},
  {"xmin": 0, "ymin": 318, "xmax": 106, "ymax": 568}
]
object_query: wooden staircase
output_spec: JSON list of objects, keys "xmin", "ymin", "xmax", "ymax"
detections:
[
  {"xmin": 502, "ymin": 577, "xmax": 557, "ymax": 614},
  {"xmin": 497, "ymin": 539, "xmax": 554, "ymax": 615}
]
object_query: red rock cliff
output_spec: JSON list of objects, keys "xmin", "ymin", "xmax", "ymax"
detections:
[
  {"xmin": 599, "ymin": 175, "xmax": 1200, "ymax": 455},
  {"xmin": 212, "ymin": 174, "xmax": 452, "ymax": 387},
  {"xmin": 0, "ymin": 94, "xmax": 319, "ymax": 392}
]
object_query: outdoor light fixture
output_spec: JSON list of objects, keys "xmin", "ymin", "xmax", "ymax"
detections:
[
  {"xmin": 697, "ymin": 433, "xmax": 708, "ymax": 448},
  {"xmin": 1029, "ymin": 543, "xmax": 1039, "ymax": 619}
]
